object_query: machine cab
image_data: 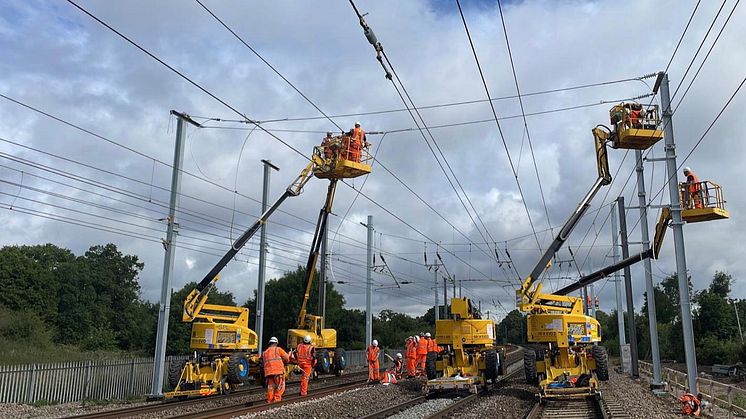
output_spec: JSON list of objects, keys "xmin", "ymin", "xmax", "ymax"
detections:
[
  {"xmin": 679, "ymin": 180, "xmax": 729, "ymax": 222},
  {"xmin": 608, "ymin": 102, "xmax": 664, "ymax": 150},
  {"xmin": 312, "ymin": 134, "xmax": 372, "ymax": 179}
]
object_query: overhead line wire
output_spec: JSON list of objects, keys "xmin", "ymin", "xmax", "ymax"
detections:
[
  {"xmin": 455, "ymin": 0, "xmax": 541, "ymax": 251},
  {"xmin": 193, "ymin": 0, "xmax": 344, "ymax": 133},
  {"xmin": 192, "ymin": 74, "xmax": 655, "ymax": 124},
  {"xmin": 495, "ymin": 0, "xmax": 553, "ymax": 235},
  {"xmin": 65, "ymin": 0, "xmax": 308, "ymax": 160}
]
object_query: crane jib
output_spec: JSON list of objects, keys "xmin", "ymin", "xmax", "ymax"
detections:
[{"xmin": 196, "ymin": 189, "xmax": 293, "ymax": 291}]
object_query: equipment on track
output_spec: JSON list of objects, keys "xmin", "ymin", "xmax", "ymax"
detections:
[
  {"xmin": 166, "ymin": 134, "xmax": 370, "ymax": 398},
  {"xmin": 425, "ymin": 297, "xmax": 506, "ymax": 393},
  {"xmin": 517, "ymin": 101, "xmax": 728, "ymax": 400},
  {"xmin": 285, "ymin": 133, "xmax": 372, "ymax": 378},
  {"xmin": 515, "ymin": 104, "xmax": 663, "ymax": 400}
]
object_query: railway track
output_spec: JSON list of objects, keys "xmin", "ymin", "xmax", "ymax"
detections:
[
  {"xmin": 524, "ymin": 395, "xmax": 630, "ymax": 419},
  {"xmin": 62, "ymin": 370, "xmax": 368, "ymax": 419},
  {"xmin": 170, "ymin": 378, "xmax": 368, "ymax": 419},
  {"xmin": 359, "ymin": 348, "xmax": 525, "ymax": 419}
]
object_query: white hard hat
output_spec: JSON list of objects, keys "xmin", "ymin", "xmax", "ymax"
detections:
[
  {"xmin": 355, "ymin": 121, "xmax": 361, "ymax": 126},
  {"xmin": 303, "ymin": 335, "xmax": 312, "ymax": 344},
  {"xmin": 396, "ymin": 353, "xmax": 402, "ymax": 358},
  {"xmin": 425, "ymin": 332, "xmax": 432, "ymax": 338},
  {"xmin": 372, "ymin": 339, "xmax": 378, "ymax": 347},
  {"xmin": 683, "ymin": 167, "xmax": 692, "ymax": 173},
  {"xmin": 269, "ymin": 337, "xmax": 278, "ymax": 344}
]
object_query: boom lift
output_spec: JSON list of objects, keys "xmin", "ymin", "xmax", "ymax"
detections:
[
  {"xmin": 426, "ymin": 297, "xmax": 506, "ymax": 393},
  {"xmin": 516, "ymin": 103, "xmax": 664, "ymax": 400},
  {"xmin": 286, "ymin": 135, "xmax": 372, "ymax": 378},
  {"xmin": 166, "ymin": 133, "xmax": 370, "ymax": 398}
]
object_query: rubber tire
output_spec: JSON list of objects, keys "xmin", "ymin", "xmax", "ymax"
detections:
[
  {"xmin": 315, "ymin": 349, "xmax": 331, "ymax": 375},
  {"xmin": 168, "ymin": 359, "xmax": 187, "ymax": 390},
  {"xmin": 425, "ymin": 352, "xmax": 438, "ymax": 380},
  {"xmin": 524, "ymin": 350, "xmax": 538, "ymax": 386},
  {"xmin": 227, "ymin": 353, "xmax": 250, "ymax": 385},
  {"xmin": 333, "ymin": 348, "xmax": 346, "ymax": 376},
  {"xmin": 593, "ymin": 345, "xmax": 610, "ymax": 381},
  {"xmin": 484, "ymin": 349, "xmax": 499, "ymax": 382}
]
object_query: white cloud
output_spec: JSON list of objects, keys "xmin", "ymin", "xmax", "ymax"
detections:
[{"xmin": 0, "ymin": 0, "xmax": 744, "ymax": 322}]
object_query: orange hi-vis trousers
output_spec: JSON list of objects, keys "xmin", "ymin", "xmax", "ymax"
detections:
[
  {"xmin": 265, "ymin": 375, "xmax": 286, "ymax": 403},
  {"xmin": 298, "ymin": 363, "xmax": 313, "ymax": 396},
  {"xmin": 368, "ymin": 360, "xmax": 380, "ymax": 382},
  {"xmin": 416, "ymin": 354, "xmax": 426, "ymax": 372},
  {"xmin": 406, "ymin": 356, "xmax": 416, "ymax": 377}
]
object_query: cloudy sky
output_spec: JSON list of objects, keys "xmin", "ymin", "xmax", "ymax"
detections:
[{"xmin": 1, "ymin": 0, "xmax": 744, "ymax": 324}]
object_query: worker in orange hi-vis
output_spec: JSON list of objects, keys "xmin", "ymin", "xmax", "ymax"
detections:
[
  {"xmin": 679, "ymin": 393, "xmax": 702, "ymax": 416},
  {"xmin": 425, "ymin": 332, "xmax": 440, "ymax": 354},
  {"xmin": 424, "ymin": 332, "xmax": 441, "ymax": 376},
  {"xmin": 404, "ymin": 336, "xmax": 417, "ymax": 377},
  {"xmin": 366, "ymin": 339, "xmax": 381, "ymax": 383},
  {"xmin": 350, "ymin": 121, "xmax": 365, "ymax": 162},
  {"xmin": 262, "ymin": 337, "xmax": 290, "ymax": 403},
  {"xmin": 293, "ymin": 335, "xmax": 316, "ymax": 397},
  {"xmin": 683, "ymin": 167, "xmax": 703, "ymax": 209},
  {"xmin": 416, "ymin": 332, "xmax": 428, "ymax": 374}
]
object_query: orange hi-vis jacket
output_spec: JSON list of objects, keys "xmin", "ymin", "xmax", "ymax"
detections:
[
  {"xmin": 426, "ymin": 338, "xmax": 440, "ymax": 353},
  {"xmin": 687, "ymin": 172, "xmax": 701, "ymax": 194},
  {"xmin": 296, "ymin": 343, "xmax": 315, "ymax": 366},
  {"xmin": 405, "ymin": 340, "xmax": 417, "ymax": 358},
  {"xmin": 366, "ymin": 345, "xmax": 380, "ymax": 363},
  {"xmin": 353, "ymin": 127, "xmax": 365, "ymax": 143},
  {"xmin": 416, "ymin": 337, "xmax": 428, "ymax": 355},
  {"xmin": 262, "ymin": 346, "xmax": 289, "ymax": 377}
]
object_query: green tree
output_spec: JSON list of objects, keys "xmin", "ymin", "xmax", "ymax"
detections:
[
  {"xmin": 497, "ymin": 310, "xmax": 526, "ymax": 344},
  {"xmin": 244, "ymin": 266, "xmax": 348, "ymax": 350},
  {"xmin": 0, "ymin": 244, "xmax": 74, "ymax": 323}
]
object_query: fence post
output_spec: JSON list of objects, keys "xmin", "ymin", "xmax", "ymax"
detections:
[
  {"xmin": 128, "ymin": 358, "xmax": 136, "ymax": 396},
  {"xmin": 727, "ymin": 386, "xmax": 733, "ymax": 419},
  {"xmin": 709, "ymin": 380, "xmax": 715, "ymax": 405},
  {"xmin": 25, "ymin": 364, "xmax": 36, "ymax": 404},
  {"xmin": 83, "ymin": 360, "xmax": 92, "ymax": 400}
]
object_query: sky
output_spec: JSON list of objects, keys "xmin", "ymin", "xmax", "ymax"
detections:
[{"xmin": 0, "ymin": 0, "xmax": 745, "ymax": 324}]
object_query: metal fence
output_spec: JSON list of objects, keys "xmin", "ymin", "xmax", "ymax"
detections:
[
  {"xmin": 0, "ymin": 349, "xmax": 403, "ymax": 405},
  {"xmin": 639, "ymin": 360, "xmax": 746, "ymax": 418},
  {"xmin": 0, "ymin": 356, "xmax": 187, "ymax": 405}
]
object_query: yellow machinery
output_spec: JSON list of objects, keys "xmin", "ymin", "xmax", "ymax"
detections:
[
  {"xmin": 516, "ymin": 104, "xmax": 664, "ymax": 399},
  {"xmin": 166, "ymin": 134, "xmax": 370, "ymax": 398},
  {"xmin": 426, "ymin": 297, "xmax": 506, "ymax": 393},
  {"xmin": 679, "ymin": 180, "xmax": 729, "ymax": 222},
  {"xmin": 286, "ymin": 134, "xmax": 372, "ymax": 377},
  {"xmin": 608, "ymin": 102, "xmax": 663, "ymax": 149}
]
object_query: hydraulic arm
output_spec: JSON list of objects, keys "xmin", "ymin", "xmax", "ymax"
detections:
[
  {"xmin": 296, "ymin": 179, "xmax": 338, "ymax": 329},
  {"xmin": 553, "ymin": 207, "xmax": 670, "ymax": 297},
  {"xmin": 183, "ymin": 159, "xmax": 320, "ymax": 321},
  {"xmin": 518, "ymin": 127, "xmax": 612, "ymax": 311}
]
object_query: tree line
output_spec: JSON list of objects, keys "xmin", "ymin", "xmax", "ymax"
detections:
[
  {"xmin": 496, "ymin": 271, "xmax": 746, "ymax": 366},
  {"xmin": 4, "ymin": 242, "xmax": 739, "ymax": 366},
  {"xmin": 0, "ymin": 243, "xmax": 436, "ymax": 362}
]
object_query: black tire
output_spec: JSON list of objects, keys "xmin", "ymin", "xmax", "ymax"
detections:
[
  {"xmin": 227, "ymin": 353, "xmax": 251, "ymax": 385},
  {"xmin": 168, "ymin": 359, "xmax": 187, "ymax": 390},
  {"xmin": 315, "ymin": 349, "xmax": 331, "ymax": 375},
  {"xmin": 524, "ymin": 350, "xmax": 538, "ymax": 386},
  {"xmin": 333, "ymin": 348, "xmax": 346, "ymax": 376},
  {"xmin": 593, "ymin": 345, "xmax": 610, "ymax": 381},
  {"xmin": 425, "ymin": 352, "xmax": 438, "ymax": 380},
  {"xmin": 484, "ymin": 349, "xmax": 499, "ymax": 382}
]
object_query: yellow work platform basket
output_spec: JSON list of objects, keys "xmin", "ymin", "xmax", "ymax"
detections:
[
  {"xmin": 609, "ymin": 103, "xmax": 664, "ymax": 150},
  {"xmin": 312, "ymin": 134, "xmax": 372, "ymax": 179},
  {"xmin": 679, "ymin": 180, "xmax": 729, "ymax": 223}
]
